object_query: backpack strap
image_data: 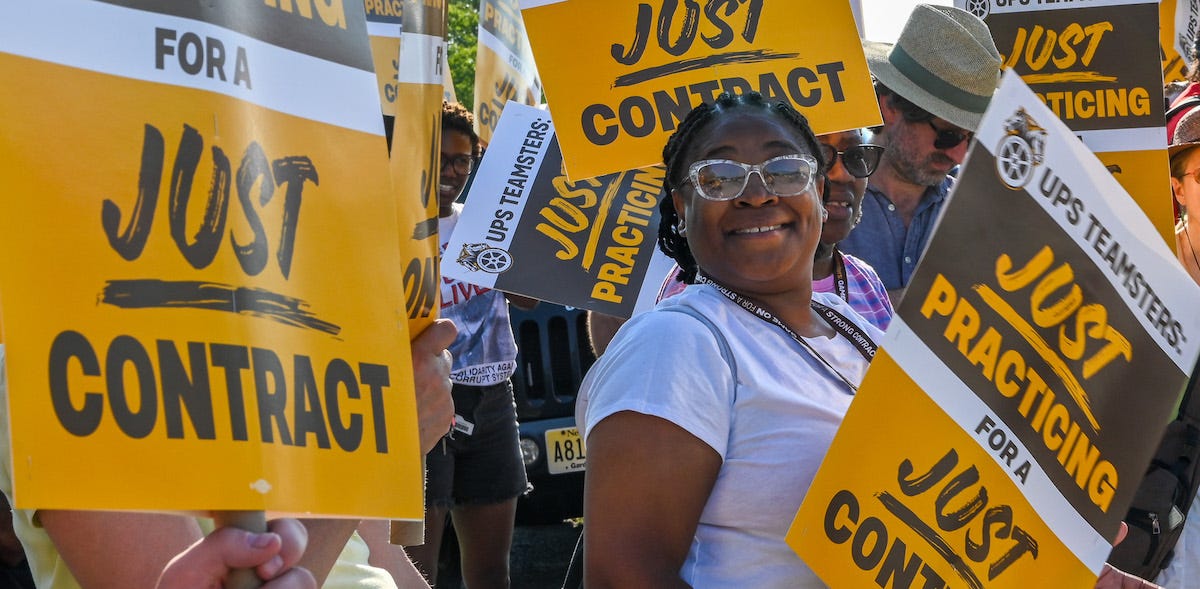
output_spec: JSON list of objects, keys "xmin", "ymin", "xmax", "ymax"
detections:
[{"xmin": 659, "ymin": 305, "xmax": 738, "ymax": 386}]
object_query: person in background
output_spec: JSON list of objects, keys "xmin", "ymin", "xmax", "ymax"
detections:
[
  {"xmin": 812, "ymin": 130, "xmax": 892, "ymax": 331},
  {"xmin": 839, "ymin": 4, "xmax": 1001, "ymax": 303},
  {"xmin": 403, "ymin": 101, "xmax": 536, "ymax": 589},
  {"xmin": 1169, "ymin": 106, "xmax": 1200, "ymax": 286},
  {"xmin": 1166, "ymin": 37, "xmax": 1200, "ymax": 140},
  {"xmin": 1154, "ymin": 105, "xmax": 1200, "ymax": 589}
]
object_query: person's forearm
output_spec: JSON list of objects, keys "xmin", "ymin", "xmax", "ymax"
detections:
[
  {"xmin": 41, "ymin": 510, "xmax": 202, "ymax": 589},
  {"xmin": 357, "ymin": 520, "xmax": 431, "ymax": 589}
]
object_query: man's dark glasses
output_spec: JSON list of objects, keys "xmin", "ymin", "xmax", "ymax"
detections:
[
  {"xmin": 818, "ymin": 143, "xmax": 884, "ymax": 178},
  {"xmin": 925, "ymin": 120, "xmax": 972, "ymax": 150}
]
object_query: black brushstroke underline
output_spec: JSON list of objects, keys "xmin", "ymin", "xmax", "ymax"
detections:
[
  {"xmin": 613, "ymin": 50, "xmax": 802, "ymax": 88},
  {"xmin": 101, "ymin": 279, "xmax": 341, "ymax": 336},
  {"xmin": 876, "ymin": 491, "xmax": 984, "ymax": 589}
]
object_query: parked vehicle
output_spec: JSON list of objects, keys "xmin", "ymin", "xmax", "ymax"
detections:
[{"xmin": 509, "ymin": 302, "xmax": 594, "ymax": 525}]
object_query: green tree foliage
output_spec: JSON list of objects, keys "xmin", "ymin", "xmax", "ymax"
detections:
[{"xmin": 447, "ymin": 0, "xmax": 480, "ymax": 110}]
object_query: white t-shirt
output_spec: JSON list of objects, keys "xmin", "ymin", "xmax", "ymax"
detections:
[
  {"xmin": 578, "ymin": 285, "xmax": 880, "ymax": 588},
  {"xmin": 439, "ymin": 205, "xmax": 518, "ymax": 385}
]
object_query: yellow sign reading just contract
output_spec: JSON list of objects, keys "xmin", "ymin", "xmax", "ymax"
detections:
[
  {"xmin": 519, "ymin": 0, "xmax": 880, "ymax": 180},
  {"xmin": 0, "ymin": 0, "xmax": 422, "ymax": 520}
]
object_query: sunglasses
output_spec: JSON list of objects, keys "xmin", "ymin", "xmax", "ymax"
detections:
[
  {"xmin": 441, "ymin": 154, "xmax": 473, "ymax": 175},
  {"xmin": 925, "ymin": 119, "xmax": 973, "ymax": 150},
  {"xmin": 818, "ymin": 143, "xmax": 884, "ymax": 178},
  {"xmin": 687, "ymin": 154, "xmax": 818, "ymax": 201}
]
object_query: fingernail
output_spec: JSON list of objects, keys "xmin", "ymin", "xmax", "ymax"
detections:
[
  {"xmin": 249, "ymin": 532, "xmax": 274, "ymax": 549},
  {"xmin": 261, "ymin": 555, "xmax": 284, "ymax": 577}
]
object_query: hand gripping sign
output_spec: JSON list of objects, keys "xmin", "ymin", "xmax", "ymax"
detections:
[
  {"xmin": 787, "ymin": 70, "xmax": 1200, "ymax": 587},
  {"xmin": 0, "ymin": 0, "xmax": 424, "ymax": 522},
  {"xmin": 518, "ymin": 0, "xmax": 880, "ymax": 180}
]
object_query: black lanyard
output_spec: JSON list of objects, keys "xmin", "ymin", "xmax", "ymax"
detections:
[
  {"xmin": 832, "ymin": 248, "xmax": 849, "ymax": 302},
  {"xmin": 694, "ymin": 274, "xmax": 878, "ymax": 393}
]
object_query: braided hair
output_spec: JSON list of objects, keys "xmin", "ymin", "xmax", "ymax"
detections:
[
  {"xmin": 442, "ymin": 100, "xmax": 480, "ymax": 159},
  {"xmin": 657, "ymin": 91, "xmax": 825, "ymax": 284}
]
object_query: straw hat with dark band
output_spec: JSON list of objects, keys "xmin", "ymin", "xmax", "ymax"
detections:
[{"xmin": 865, "ymin": 4, "xmax": 1001, "ymax": 131}]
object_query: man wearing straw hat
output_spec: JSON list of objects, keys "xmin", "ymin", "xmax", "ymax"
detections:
[{"xmin": 839, "ymin": 4, "xmax": 1001, "ymax": 302}]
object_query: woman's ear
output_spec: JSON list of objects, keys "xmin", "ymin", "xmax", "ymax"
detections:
[
  {"xmin": 1172, "ymin": 176, "xmax": 1187, "ymax": 208},
  {"xmin": 671, "ymin": 189, "xmax": 688, "ymax": 224}
]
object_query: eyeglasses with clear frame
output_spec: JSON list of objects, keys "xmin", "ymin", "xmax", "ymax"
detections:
[{"xmin": 686, "ymin": 154, "xmax": 819, "ymax": 201}]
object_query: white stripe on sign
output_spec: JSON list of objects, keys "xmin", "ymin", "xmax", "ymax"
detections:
[
  {"xmin": 367, "ymin": 21, "xmax": 402, "ymax": 39},
  {"xmin": 518, "ymin": 0, "xmax": 566, "ymax": 8},
  {"xmin": 0, "ymin": 0, "xmax": 384, "ymax": 136},
  {"xmin": 398, "ymin": 33, "xmax": 445, "ymax": 85},
  {"xmin": 882, "ymin": 316, "xmax": 1113, "ymax": 574},
  {"xmin": 1076, "ymin": 127, "xmax": 1168, "ymax": 153}
]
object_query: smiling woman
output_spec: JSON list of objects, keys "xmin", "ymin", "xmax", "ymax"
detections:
[
  {"xmin": 812, "ymin": 129, "xmax": 894, "ymax": 331},
  {"xmin": 576, "ymin": 91, "xmax": 884, "ymax": 588},
  {"xmin": 574, "ymin": 91, "xmax": 1153, "ymax": 588}
]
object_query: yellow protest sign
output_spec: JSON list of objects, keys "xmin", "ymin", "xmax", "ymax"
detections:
[
  {"xmin": 366, "ymin": 0, "xmax": 404, "ymax": 117},
  {"xmin": 958, "ymin": 0, "xmax": 1174, "ymax": 244},
  {"xmin": 0, "ymin": 1, "xmax": 422, "ymax": 519},
  {"xmin": 441, "ymin": 103, "xmax": 675, "ymax": 318},
  {"xmin": 391, "ymin": 0, "xmax": 447, "ymax": 335},
  {"xmin": 1161, "ymin": 0, "xmax": 1196, "ymax": 84},
  {"xmin": 789, "ymin": 71, "xmax": 1200, "ymax": 586},
  {"xmin": 475, "ymin": 0, "xmax": 542, "ymax": 144},
  {"xmin": 520, "ymin": 0, "xmax": 879, "ymax": 180},
  {"xmin": 793, "ymin": 352, "xmax": 1097, "ymax": 587}
]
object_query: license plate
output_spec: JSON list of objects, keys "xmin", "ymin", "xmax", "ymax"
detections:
[{"xmin": 545, "ymin": 427, "xmax": 586, "ymax": 475}]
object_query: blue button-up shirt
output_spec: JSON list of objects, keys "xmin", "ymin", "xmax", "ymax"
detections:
[{"xmin": 839, "ymin": 176, "xmax": 954, "ymax": 290}]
